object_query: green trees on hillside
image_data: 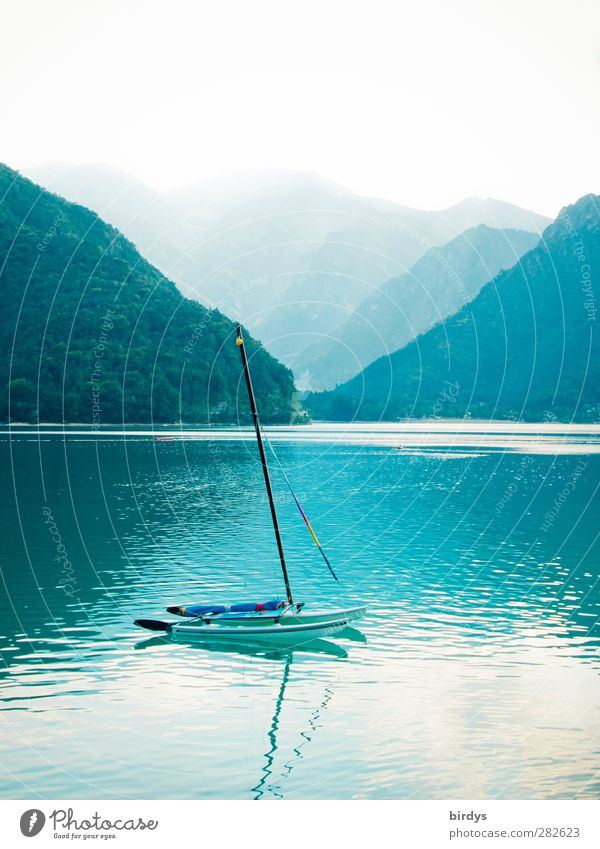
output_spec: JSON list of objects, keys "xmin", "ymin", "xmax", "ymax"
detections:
[{"xmin": 0, "ymin": 165, "xmax": 296, "ymax": 424}]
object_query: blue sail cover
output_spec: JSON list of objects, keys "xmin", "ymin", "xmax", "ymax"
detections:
[{"xmin": 169, "ymin": 599, "xmax": 285, "ymax": 618}]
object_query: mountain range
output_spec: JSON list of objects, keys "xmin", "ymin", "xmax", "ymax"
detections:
[
  {"xmin": 293, "ymin": 224, "xmax": 540, "ymax": 389},
  {"xmin": 25, "ymin": 163, "xmax": 551, "ymax": 386},
  {"xmin": 0, "ymin": 164, "xmax": 295, "ymax": 424},
  {"xmin": 306, "ymin": 193, "xmax": 599, "ymax": 423},
  {"xmin": 3, "ymin": 161, "xmax": 597, "ymax": 425}
]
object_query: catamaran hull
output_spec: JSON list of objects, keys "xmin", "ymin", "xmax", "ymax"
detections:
[
  {"xmin": 169, "ymin": 618, "xmax": 349, "ymax": 645},
  {"xmin": 171, "ymin": 605, "xmax": 367, "ymax": 627}
]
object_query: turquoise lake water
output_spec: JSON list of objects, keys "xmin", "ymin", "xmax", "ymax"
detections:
[{"xmin": 1, "ymin": 423, "xmax": 599, "ymax": 800}]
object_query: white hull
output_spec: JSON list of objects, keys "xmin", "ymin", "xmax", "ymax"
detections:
[
  {"xmin": 170, "ymin": 617, "xmax": 349, "ymax": 645},
  {"xmin": 195, "ymin": 605, "xmax": 367, "ymax": 627}
]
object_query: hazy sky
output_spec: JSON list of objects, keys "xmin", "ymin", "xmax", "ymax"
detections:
[{"xmin": 2, "ymin": 0, "xmax": 599, "ymax": 215}]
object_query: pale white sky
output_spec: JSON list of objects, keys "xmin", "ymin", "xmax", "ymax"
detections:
[{"xmin": 1, "ymin": 0, "xmax": 598, "ymax": 215}]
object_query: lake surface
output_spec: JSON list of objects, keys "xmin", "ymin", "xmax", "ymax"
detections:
[{"xmin": 1, "ymin": 423, "xmax": 599, "ymax": 800}]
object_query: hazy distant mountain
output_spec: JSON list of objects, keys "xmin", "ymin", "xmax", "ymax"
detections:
[
  {"xmin": 25, "ymin": 162, "xmax": 176, "ymax": 256},
  {"xmin": 25, "ymin": 165, "xmax": 367, "ymax": 317},
  {"xmin": 293, "ymin": 225, "xmax": 540, "ymax": 389},
  {"xmin": 307, "ymin": 194, "xmax": 599, "ymax": 423},
  {"xmin": 164, "ymin": 167, "xmax": 356, "ymax": 217},
  {"xmin": 0, "ymin": 164, "xmax": 295, "ymax": 424},
  {"xmin": 23, "ymin": 163, "xmax": 552, "ymax": 371},
  {"xmin": 254, "ymin": 200, "xmax": 550, "ymax": 369},
  {"xmin": 429, "ymin": 196, "xmax": 552, "ymax": 233},
  {"xmin": 162, "ymin": 170, "xmax": 364, "ymax": 317}
]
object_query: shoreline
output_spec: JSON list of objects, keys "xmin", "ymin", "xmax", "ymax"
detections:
[{"xmin": 2, "ymin": 419, "xmax": 600, "ymax": 432}]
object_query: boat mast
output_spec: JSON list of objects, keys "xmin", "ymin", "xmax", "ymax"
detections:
[{"xmin": 236, "ymin": 325, "xmax": 294, "ymax": 605}]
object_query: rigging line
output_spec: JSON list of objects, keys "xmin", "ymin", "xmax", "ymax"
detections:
[{"xmin": 260, "ymin": 426, "xmax": 340, "ymax": 584}]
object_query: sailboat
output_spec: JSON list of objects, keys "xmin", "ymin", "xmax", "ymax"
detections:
[{"xmin": 134, "ymin": 325, "xmax": 366, "ymax": 645}]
